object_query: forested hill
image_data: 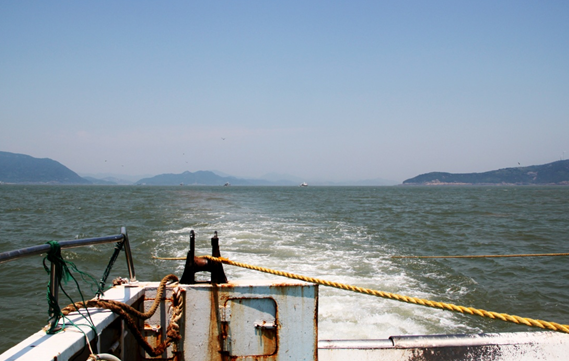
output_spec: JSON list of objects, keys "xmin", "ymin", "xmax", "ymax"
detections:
[
  {"xmin": 0, "ymin": 151, "xmax": 90, "ymax": 184},
  {"xmin": 403, "ymin": 160, "xmax": 569, "ymax": 185},
  {"xmin": 136, "ymin": 170, "xmax": 273, "ymax": 186}
]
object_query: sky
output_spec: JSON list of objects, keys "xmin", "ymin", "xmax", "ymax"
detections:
[{"xmin": 1, "ymin": 1, "xmax": 568, "ymax": 183}]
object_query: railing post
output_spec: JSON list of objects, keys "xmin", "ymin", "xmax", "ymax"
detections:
[
  {"xmin": 48, "ymin": 248, "xmax": 61, "ymax": 332},
  {"xmin": 121, "ymin": 227, "xmax": 137, "ymax": 282}
]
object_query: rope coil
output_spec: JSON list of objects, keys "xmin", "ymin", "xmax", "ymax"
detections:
[{"xmin": 62, "ymin": 274, "xmax": 183, "ymax": 357}]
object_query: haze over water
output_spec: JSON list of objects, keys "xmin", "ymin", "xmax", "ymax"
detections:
[
  {"xmin": 1, "ymin": 185, "xmax": 568, "ymax": 353},
  {"xmin": 2, "ymin": 2, "xmax": 568, "ymax": 183}
]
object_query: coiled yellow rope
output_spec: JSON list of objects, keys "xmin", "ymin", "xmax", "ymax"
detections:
[{"xmin": 202, "ymin": 255, "xmax": 569, "ymax": 334}]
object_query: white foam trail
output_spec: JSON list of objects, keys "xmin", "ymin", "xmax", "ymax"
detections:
[{"xmin": 155, "ymin": 210, "xmax": 481, "ymax": 339}]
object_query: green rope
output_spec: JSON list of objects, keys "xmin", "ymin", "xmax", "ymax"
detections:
[{"xmin": 43, "ymin": 241, "xmax": 103, "ymax": 335}]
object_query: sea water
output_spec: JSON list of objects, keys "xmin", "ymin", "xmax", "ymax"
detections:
[{"xmin": 1, "ymin": 185, "xmax": 568, "ymax": 352}]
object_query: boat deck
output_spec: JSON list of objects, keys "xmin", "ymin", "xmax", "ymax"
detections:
[{"xmin": 2, "ymin": 280, "xmax": 569, "ymax": 361}]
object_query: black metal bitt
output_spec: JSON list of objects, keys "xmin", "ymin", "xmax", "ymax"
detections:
[
  {"xmin": 189, "ymin": 229, "xmax": 195, "ymax": 269},
  {"xmin": 180, "ymin": 230, "xmax": 196, "ymax": 284},
  {"xmin": 180, "ymin": 231, "xmax": 227, "ymax": 284},
  {"xmin": 210, "ymin": 231, "xmax": 228, "ymax": 284}
]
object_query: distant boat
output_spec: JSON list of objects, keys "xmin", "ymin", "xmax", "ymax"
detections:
[
  {"xmin": 224, "ymin": 182, "xmax": 231, "ymax": 187},
  {"xmin": 300, "ymin": 182, "xmax": 308, "ymax": 187}
]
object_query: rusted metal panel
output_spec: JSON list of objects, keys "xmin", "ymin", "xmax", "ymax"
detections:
[
  {"xmin": 184, "ymin": 280, "xmax": 318, "ymax": 361},
  {"xmin": 143, "ymin": 324, "xmax": 163, "ymax": 359},
  {"xmin": 143, "ymin": 287, "xmax": 172, "ymax": 359},
  {"xmin": 142, "ymin": 286, "xmax": 185, "ymax": 360},
  {"xmin": 224, "ymin": 297, "xmax": 278, "ymax": 356}
]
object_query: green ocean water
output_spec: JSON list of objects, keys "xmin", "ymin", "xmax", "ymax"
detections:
[{"xmin": 1, "ymin": 185, "xmax": 568, "ymax": 353}]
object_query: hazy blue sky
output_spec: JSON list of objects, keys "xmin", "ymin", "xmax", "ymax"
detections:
[{"xmin": 1, "ymin": 1, "xmax": 568, "ymax": 183}]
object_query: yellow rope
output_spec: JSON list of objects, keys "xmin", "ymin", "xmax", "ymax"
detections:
[
  {"xmin": 200, "ymin": 255, "xmax": 569, "ymax": 334},
  {"xmin": 392, "ymin": 252, "xmax": 569, "ymax": 259}
]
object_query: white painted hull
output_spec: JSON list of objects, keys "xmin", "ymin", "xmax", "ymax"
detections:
[{"xmin": 2, "ymin": 280, "xmax": 569, "ymax": 361}]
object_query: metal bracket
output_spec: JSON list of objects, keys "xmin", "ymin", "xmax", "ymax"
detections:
[
  {"xmin": 254, "ymin": 320, "xmax": 277, "ymax": 329},
  {"xmin": 220, "ymin": 305, "xmax": 231, "ymax": 323}
]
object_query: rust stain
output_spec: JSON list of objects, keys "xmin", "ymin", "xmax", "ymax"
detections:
[
  {"xmin": 314, "ymin": 286, "xmax": 319, "ymax": 361},
  {"xmin": 269, "ymin": 282, "xmax": 301, "ymax": 288},
  {"xmin": 209, "ymin": 284, "xmax": 224, "ymax": 361},
  {"xmin": 144, "ymin": 296, "xmax": 173, "ymax": 301},
  {"xmin": 259, "ymin": 327, "xmax": 278, "ymax": 356},
  {"xmin": 142, "ymin": 324, "xmax": 163, "ymax": 359}
]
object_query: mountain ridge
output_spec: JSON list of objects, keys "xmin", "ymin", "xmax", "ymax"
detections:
[
  {"xmin": 403, "ymin": 160, "xmax": 569, "ymax": 185},
  {"xmin": 0, "ymin": 151, "xmax": 90, "ymax": 184},
  {"xmin": 3, "ymin": 150, "xmax": 568, "ymax": 186},
  {"xmin": 136, "ymin": 170, "xmax": 280, "ymax": 186}
]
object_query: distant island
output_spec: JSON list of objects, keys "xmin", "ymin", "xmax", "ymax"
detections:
[
  {"xmin": 136, "ymin": 171, "xmax": 275, "ymax": 186},
  {"xmin": 0, "ymin": 151, "xmax": 297, "ymax": 185},
  {"xmin": 0, "ymin": 151, "xmax": 90, "ymax": 185},
  {"xmin": 2, "ymin": 150, "xmax": 568, "ymax": 186},
  {"xmin": 0, "ymin": 150, "xmax": 395, "ymax": 186},
  {"xmin": 403, "ymin": 160, "xmax": 569, "ymax": 185}
]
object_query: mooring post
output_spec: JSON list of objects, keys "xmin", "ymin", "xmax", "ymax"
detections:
[
  {"xmin": 180, "ymin": 230, "xmax": 196, "ymax": 284},
  {"xmin": 211, "ymin": 231, "xmax": 228, "ymax": 284},
  {"xmin": 180, "ymin": 230, "xmax": 227, "ymax": 284}
]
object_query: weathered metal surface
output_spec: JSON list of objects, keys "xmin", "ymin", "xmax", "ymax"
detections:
[
  {"xmin": 318, "ymin": 332, "xmax": 569, "ymax": 361},
  {"xmin": 224, "ymin": 297, "xmax": 277, "ymax": 356},
  {"xmin": 142, "ymin": 286, "xmax": 185, "ymax": 360},
  {"xmin": 143, "ymin": 324, "xmax": 163, "ymax": 359},
  {"xmin": 184, "ymin": 280, "xmax": 318, "ymax": 361}
]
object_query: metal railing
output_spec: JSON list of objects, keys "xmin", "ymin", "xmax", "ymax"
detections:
[
  {"xmin": 0, "ymin": 227, "xmax": 135, "ymax": 279},
  {"xmin": 0, "ymin": 227, "xmax": 136, "ymax": 329}
]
